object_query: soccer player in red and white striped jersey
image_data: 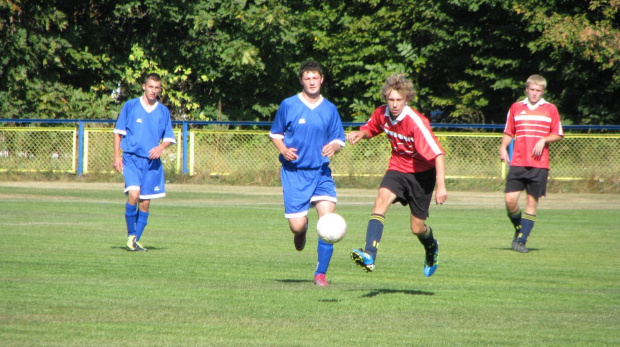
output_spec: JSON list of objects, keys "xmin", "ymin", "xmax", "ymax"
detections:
[
  {"xmin": 499, "ymin": 75, "xmax": 564, "ymax": 253},
  {"xmin": 347, "ymin": 73, "xmax": 446, "ymax": 277}
]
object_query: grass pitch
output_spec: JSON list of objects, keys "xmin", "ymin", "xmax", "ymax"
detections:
[{"xmin": 0, "ymin": 182, "xmax": 618, "ymax": 346}]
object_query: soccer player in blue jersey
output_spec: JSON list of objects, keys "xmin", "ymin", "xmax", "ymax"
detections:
[
  {"xmin": 269, "ymin": 60, "xmax": 346, "ymax": 287},
  {"xmin": 113, "ymin": 73, "xmax": 176, "ymax": 252}
]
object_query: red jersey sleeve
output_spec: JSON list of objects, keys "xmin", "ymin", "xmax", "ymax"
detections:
[
  {"xmin": 360, "ymin": 106, "xmax": 387, "ymax": 138},
  {"xmin": 548, "ymin": 104, "xmax": 564, "ymax": 137},
  {"xmin": 503, "ymin": 107, "xmax": 516, "ymax": 137},
  {"xmin": 411, "ymin": 112, "xmax": 444, "ymax": 162}
]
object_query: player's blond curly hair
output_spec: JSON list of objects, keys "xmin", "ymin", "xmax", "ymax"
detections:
[{"xmin": 381, "ymin": 73, "xmax": 415, "ymax": 102}]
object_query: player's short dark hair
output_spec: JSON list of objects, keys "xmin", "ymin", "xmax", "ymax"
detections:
[
  {"xmin": 299, "ymin": 60, "xmax": 323, "ymax": 78},
  {"xmin": 144, "ymin": 73, "xmax": 162, "ymax": 84}
]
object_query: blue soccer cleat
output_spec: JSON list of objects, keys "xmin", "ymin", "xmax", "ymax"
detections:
[
  {"xmin": 424, "ymin": 241, "xmax": 439, "ymax": 277},
  {"xmin": 351, "ymin": 248, "xmax": 375, "ymax": 273}
]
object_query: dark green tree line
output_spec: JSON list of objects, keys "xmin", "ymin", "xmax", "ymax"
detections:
[{"xmin": 1, "ymin": 0, "xmax": 618, "ymax": 125}]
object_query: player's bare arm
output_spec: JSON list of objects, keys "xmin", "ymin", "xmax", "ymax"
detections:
[
  {"xmin": 270, "ymin": 137, "xmax": 298, "ymax": 161},
  {"xmin": 113, "ymin": 133, "xmax": 123, "ymax": 172},
  {"xmin": 321, "ymin": 142, "xmax": 342, "ymax": 158},
  {"xmin": 499, "ymin": 134, "xmax": 513, "ymax": 163},
  {"xmin": 532, "ymin": 134, "xmax": 563, "ymax": 158},
  {"xmin": 346, "ymin": 130, "xmax": 370, "ymax": 145},
  {"xmin": 148, "ymin": 141, "xmax": 172, "ymax": 160},
  {"xmin": 434, "ymin": 154, "xmax": 447, "ymax": 204}
]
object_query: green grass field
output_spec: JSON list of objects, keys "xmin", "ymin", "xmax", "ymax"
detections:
[{"xmin": 1, "ymin": 182, "xmax": 618, "ymax": 346}]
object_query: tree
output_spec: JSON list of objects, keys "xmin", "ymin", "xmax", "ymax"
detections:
[
  {"xmin": 0, "ymin": 0, "xmax": 618, "ymax": 125},
  {"xmin": 517, "ymin": 0, "xmax": 620, "ymax": 125},
  {"xmin": 0, "ymin": 0, "xmax": 115, "ymax": 119}
]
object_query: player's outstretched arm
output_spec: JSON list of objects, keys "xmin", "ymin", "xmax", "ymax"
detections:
[{"xmin": 346, "ymin": 130, "xmax": 370, "ymax": 145}]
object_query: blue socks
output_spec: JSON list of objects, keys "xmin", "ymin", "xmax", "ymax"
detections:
[
  {"xmin": 508, "ymin": 208, "xmax": 522, "ymax": 235},
  {"xmin": 136, "ymin": 210, "xmax": 149, "ymax": 241},
  {"xmin": 417, "ymin": 225, "xmax": 436, "ymax": 250},
  {"xmin": 125, "ymin": 203, "xmax": 138, "ymax": 236},
  {"xmin": 314, "ymin": 239, "xmax": 333, "ymax": 276},
  {"xmin": 125, "ymin": 203, "xmax": 149, "ymax": 241},
  {"xmin": 518, "ymin": 213, "xmax": 536, "ymax": 243},
  {"xmin": 365, "ymin": 214, "xmax": 385, "ymax": 260}
]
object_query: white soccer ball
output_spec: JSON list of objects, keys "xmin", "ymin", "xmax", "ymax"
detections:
[{"xmin": 316, "ymin": 213, "xmax": 347, "ymax": 244}]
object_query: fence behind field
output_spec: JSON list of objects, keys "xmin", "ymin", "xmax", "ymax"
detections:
[{"xmin": 0, "ymin": 119, "xmax": 619, "ymax": 182}]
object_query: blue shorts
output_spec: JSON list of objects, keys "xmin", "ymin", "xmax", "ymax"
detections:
[
  {"xmin": 123, "ymin": 153, "xmax": 166, "ymax": 200},
  {"xmin": 281, "ymin": 164, "xmax": 337, "ymax": 218}
]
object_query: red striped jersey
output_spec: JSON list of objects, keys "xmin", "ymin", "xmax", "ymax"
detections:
[
  {"xmin": 503, "ymin": 98, "xmax": 563, "ymax": 169},
  {"xmin": 361, "ymin": 105, "xmax": 444, "ymax": 173}
]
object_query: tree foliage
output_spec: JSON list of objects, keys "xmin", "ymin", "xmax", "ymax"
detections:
[
  {"xmin": 516, "ymin": 0, "xmax": 620, "ymax": 125},
  {"xmin": 0, "ymin": 0, "xmax": 618, "ymax": 124}
]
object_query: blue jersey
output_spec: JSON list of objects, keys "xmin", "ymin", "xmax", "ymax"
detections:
[
  {"xmin": 113, "ymin": 97, "xmax": 176, "ymax": 158},
  {"xmin": 270, "ymin": 94, "xmax": 345, "ymax": 169}
]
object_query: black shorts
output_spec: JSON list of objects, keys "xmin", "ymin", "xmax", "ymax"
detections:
[
  {"xmin": 505, "ymin": 166, "xmax": 549, "ymax": 198},
  {"xmin": 380, "ymin": 169, "xmax": 436, "ymax": 220}
]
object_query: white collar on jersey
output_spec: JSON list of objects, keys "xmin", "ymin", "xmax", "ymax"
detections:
[
  {"xmin": 385, "ymin": 105, "xmax": 412, "ymax": 124},
  {"xmin": 521, "ymin": 97, "xmax": 547, "ymax": 110},
  {"xmin": 140, "ymin": 96, "xmax": 159, "ymax": 113},
  {"xmin": 297, "ymin": 93, "xmax": 324, "ymax": 110}
]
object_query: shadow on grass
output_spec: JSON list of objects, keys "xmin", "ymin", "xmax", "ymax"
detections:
[
  {"xmin": 275, "ymin": 279, "xmax": 313, "ymax": 284},
  {"xmin": 111, "ymin": 246, "xmax": 166, "ymax": 252},
  {"xmin": 361, "ymin": 289, "xmax": 434, "ymax": 298},
  {"xmin": 318, "ymin": 299, "xmax": 341, "ymax": 303},
  {"xmin": 498, "ymin": 247, "xmax": 539, "ymax": 252}
]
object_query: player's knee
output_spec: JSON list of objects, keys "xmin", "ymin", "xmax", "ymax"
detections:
[
  {"xmin": 373, "ymin": 198, "xmax": 390, "ymax": 213},
  {"xmin": 139, "ymin": 200, "xmax": 150, "ymax": 212},
  {"xmin": 505, "ymin": 198, "xmax": 518, "ymax": 210},
  {"xmin": 410, "ymin": 222, "xmax": 426, "ymax": 235},
  {"xmin": 127, "ymin": 195, "xmax": 140, "ymax": 205},
  {"xmin": 411, "ymin": 227, "xmax": 424, "ymax": 236},
  {"xmin": 288, "ymin": 218, "xmax": 308, "ymax": 234}
]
